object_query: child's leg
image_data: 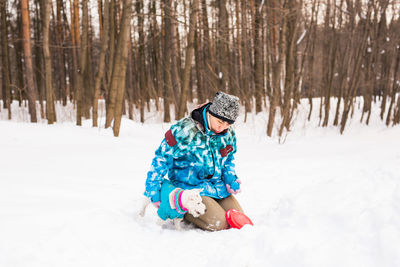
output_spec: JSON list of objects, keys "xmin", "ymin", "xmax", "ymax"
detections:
[
  {"xmin": 184, "ymin": 196, "xmax": 228, "ymax": 231},
  {"xmin": 216, "ymin": 195, "xmax": 244, "ymax": 213}
]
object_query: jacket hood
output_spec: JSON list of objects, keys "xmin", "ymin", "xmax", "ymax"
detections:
[
  {"xmin": 191, "ymin": 103, "xmax": 228, "ymax": 136},
  {"xmin": 191, "ymin": 103, "xmax": 210, "ymax": 130}
]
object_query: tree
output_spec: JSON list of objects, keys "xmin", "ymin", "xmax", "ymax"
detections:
[
  {"xmin": 1, "ymin": 0, "xmax": 11, "ymax": 119},
  {"xmin": 177, "ymin": 0, "xmax": 199, "ymax": 119},
  {"xmin": 93, "ymin": 0, "xmax": 110, "ymax": 127},
  {"xmin": 217, "ymin": 0, "xmax": 230, "ymax": 92},
  {"xmin": 42, "ymin": 0, "xmax": 56, "ymax": 124},
  {"xmin": 105, "ymin": 0, "xmax": 132, "ymax": 136},
  {"xmin": 55, "ymin": 0, "xmax": 68, "ymax": 105},
  {"xmin": 278, "ymin": 0, "xmax": 298, "ymax": 137},
  {"xmin": 76, "ymin": 0, "xmax": 89, "ymax": 126},
  {"xmin": 21, "ymin": 0, "xmax": 38, "ymax": 122},
  {"xmin": 253, "ymin": 0, "xmax": 264, "ymax": 113},
  {"xmin": 162, "ymin": 0, "xmax": 174, "ymax": 122}
]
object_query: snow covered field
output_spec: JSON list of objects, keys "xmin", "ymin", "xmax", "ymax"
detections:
[{"xmin": 1, "ymin": 100, "xmax": 400, "ymax": 267}]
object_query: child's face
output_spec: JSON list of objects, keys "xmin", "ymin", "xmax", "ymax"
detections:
[{"xmin": 209, "ymin": 114, "xmax": 231, "ymax": 133}]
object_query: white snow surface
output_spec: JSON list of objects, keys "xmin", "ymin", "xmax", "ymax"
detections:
[{"xmin": 1, "ymin": 100, "xmax": 400, "ymax": 267}]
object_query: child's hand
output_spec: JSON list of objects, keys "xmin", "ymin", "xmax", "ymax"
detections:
[{"xmin": 226, "ymin": 179, "xmax": 242, "ymax": 194}]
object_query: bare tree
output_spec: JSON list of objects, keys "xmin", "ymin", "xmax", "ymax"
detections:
[
  {"xmin": 1, "ymin": 0, "xmax": 11, "ymax": 119},
  {"xmin": 253, "ymin": 0, "xmax": 264, "ymax": 114},
  {"xmin": 177, "ymin": 0, "xmax": 199, "ymax": 119},
  {"xmin": 162, "ymin": 0, "xmax": 174, "ymax": 122},
  {"xmin": 267, "ymin": 0, "xmax": 284, "ymax": 137},
  {"xmin": 217, "ymin": 0, "xmax": 230, "ymax": 92},
  {"xmin": 42, "ymin": 0, "xmax": 56, "ymax": 124},
  {"xmin": 21, "ymin": 0, "xmax": 38, "ymax": 122},
  {"xmin": 76, "ymin": 0, "xmax": 89, "ymax": 126},
  {"xmin": 93, "ymin": 0, "xmax": 109, "ymax": 127},
  {"xmin": 111, "ymin": 0, "xmax": 132, "ymax": 136}
]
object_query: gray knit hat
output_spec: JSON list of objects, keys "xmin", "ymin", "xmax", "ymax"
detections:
[{"xmin": 208, "ymin": 91, "xmax": 239, "ymax": 124}]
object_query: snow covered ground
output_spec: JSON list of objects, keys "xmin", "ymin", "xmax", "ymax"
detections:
[{"xmin": 1, "ymin": 100, "xmax": 400, "ymax": 267}]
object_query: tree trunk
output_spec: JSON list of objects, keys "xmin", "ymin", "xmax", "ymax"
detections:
[
  {"xmin": 253, "ymin": 0, "xmax": 263, "ymax": 113},
  {"xmin": 43, "ymin": 0, "xmax": 56, "ymax": 124},
  {"xmin": 322, "ymin": 0, "xmax": 338, "ymax": 127},
  {"xmin": 21, "ymin": 0, "xmax": 38, "ymax": 122},
  {"xmin": 150, "ymin": 0, "xmax": 162, "ymax": 103},
  {"xmin": 194, "ymin": 23, "xmax": 204, "ymax": 104},
  {"xmin": 136, "ymin": 0, "xmax": 146, "ymax": 123},
  {"xmin": 340, "ymin": 4, "xmax": 372, "ymax": 134},
  {"xmin": 170, "ymin": 2, "xmax": 181, "ymax": 120},
  {"xmin": 241, "ymin": 1, "xmax": 252, "ymax": 115},
  {"xmin": 278, "ymin": 0, "xmax": 298, "ymax": 137},
  {"xmin": 93, "ymin": 0, "xmax": 110, "ymax": 127},
  {"xmin": 14, "ymin": 4, "xmax": 25, "ymax": 106},
  {"xmin": 385, "ymin": 41, "xmax": 400, "ymax": 126},
  {"xmin": 306, "ymin": 0, "xmax": 319, "ymax": 121},
  {"xmin": 177, "ymin": 0, "xmax": 199, "ymax": 119},
  {"xmin": 106, "ymin": 0, "xmax": 116, "ymax": 101},
  {"xmin": 34, "ymin": 0, "xmax": 45, "ymax": 119},
  {"xmin": 111, "ymin": 0, "xmax": 132, "ymax": 136},
  {"xmin": 83, "ymin": 14, "xmax": 94, "ymax": 119},
  {"xmin": 162, "ymin": 0, "xmax": 173, "ymax": 122},
  {"xmin": 234, "ymin": 0, "xmax": 242, "ymax": 100},
  {"xmin": 76, "ymin": 0, "xmax": 88, "ymax": 126},
  {"xmin": 217, "ymin": 0, "xmax": 230, "ymax": 92},
  {"xmin": 266, "ymin": 0, "xmax": 282, "ymax": 137},
  {"xmin": 201, "ymin": 0, "xmax": 217, "ymax": 96},
  {"xmin": 1, "ymin": 0, "xmax": 11, "ymax": 119},
  {"xmin": 55, "ymin": 0, "xmax": 67, "ymax": 105}
]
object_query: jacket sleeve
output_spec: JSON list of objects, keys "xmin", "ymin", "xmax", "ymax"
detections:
[
  {"xmin": 221, "ymin": 153, "xmax": 239, "ymax": 185},
  {"xmin": 221, "ymin": 131, "xmax": 239, "ymax": 186},
  {"xmin": 144, "ymin": 134, "xmax": 177, "ymax": 203}
]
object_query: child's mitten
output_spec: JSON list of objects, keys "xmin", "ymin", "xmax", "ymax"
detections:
[{"xmin": 226, "ymin": 179, "xmax": 242, "ymax": 194}]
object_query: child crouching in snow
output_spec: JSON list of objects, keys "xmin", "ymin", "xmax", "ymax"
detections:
[{"xmin": 144, "ymin": 91, "xmax": 252, "ymax": 231}]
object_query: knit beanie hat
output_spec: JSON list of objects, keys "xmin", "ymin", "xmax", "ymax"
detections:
[{"xmin": 208, "ymin": 91, "xmax": 239, "ymax": 124}]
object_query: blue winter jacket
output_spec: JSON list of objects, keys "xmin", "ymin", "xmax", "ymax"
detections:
[{"xmin": 144, "ymin": 104, "xmax": 240, "ymax": 203}]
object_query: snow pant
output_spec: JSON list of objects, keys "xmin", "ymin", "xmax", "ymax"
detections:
[{"xmin": 184, "ymin": 195, "xmax": 243, "ymax": 231}]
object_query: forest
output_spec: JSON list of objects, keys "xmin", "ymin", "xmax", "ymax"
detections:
[{"xmin": 1, "ymin": 0, "xmax": 400, "ymax": 136}]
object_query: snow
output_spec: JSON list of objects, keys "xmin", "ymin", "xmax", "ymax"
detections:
[
  {"xmin": 1, "ymin": 100, "xmax": 400, "ymax": 267},
  {"xmin": 296, "ymin": 30, "xmax": 307, "ymax": 45},
  {"xmin": 259, "ymin": 0, "xmax": 265, "ymax": 12}
]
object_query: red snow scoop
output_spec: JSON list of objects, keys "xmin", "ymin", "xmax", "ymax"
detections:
[{"xmin": 226, "ymin": 209, "xmax": 253, "ymax": 229}]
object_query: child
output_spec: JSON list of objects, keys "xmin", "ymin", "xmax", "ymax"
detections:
[{"xmin": 144, "ymin": 91, "xmax": 248, "ymax": 231}]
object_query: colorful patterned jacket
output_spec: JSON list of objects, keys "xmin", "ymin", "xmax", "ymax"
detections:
[{"xmin": 144, "ymin": 104, "xmax": 240, "ymax": 203}]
